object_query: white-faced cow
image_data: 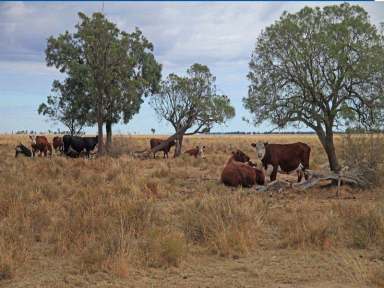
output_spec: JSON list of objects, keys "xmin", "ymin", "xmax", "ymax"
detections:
[
  {"xmin": 29, "ymin": 135, "xmax": 52, "ymax": 157},
  {"xmin": 184, "ymin": 145, "xmax": 206, "ymax": 158},
  {"xmin": 15, "ymin": 143, "xmax": 32, "ymax": 157},
  {"xmin": 251, "ymin": 142, "xmax": 310, "ymax": 182}
]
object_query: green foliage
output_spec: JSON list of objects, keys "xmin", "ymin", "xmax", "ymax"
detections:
[
  {"xmin": 44, "ymin": 12, "xmax": 161, "ymax": 149},
  {"xmin": 150, "ymin": 63, "xmax": 235, "ymax": 136},
  {"xmin": 38, "ymin": 78, "xmax": 91, "ymax": 135},
  {"xmin": 244, "ymin": 3, "xmax": 384, "ymax": 170},
  {"xmin": 245, "ymin": 3, "xmax": 384, "ymax": 130}
]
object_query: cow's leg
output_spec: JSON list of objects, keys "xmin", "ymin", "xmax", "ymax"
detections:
[
  {"xmin": 153, "ymin": 152, "xmax": 156, "ymax": 159},
  {"xmin": 270, "ymin": 165, "xmax": 278, "ymax": 181}
]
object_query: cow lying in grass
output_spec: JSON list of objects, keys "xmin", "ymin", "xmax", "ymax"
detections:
[
  {"xmin": 221, "ymin": 150, "xmax": 265, "ymax": 187},
  {"xmin": 15, "ymin": 143, "xmax": 32, "ymax": 157},
  {"xmin": 184, "ymin": 145, "xmax": 206, "ymax": 158}
]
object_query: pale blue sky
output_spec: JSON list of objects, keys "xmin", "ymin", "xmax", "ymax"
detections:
[{"xmin": 0, "ymin": 2, "xmax": 383, "ymax": 134}]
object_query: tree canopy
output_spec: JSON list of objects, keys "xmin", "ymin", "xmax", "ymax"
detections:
[
  {"xmin": 44, "ymin": 12, "xmax": 161, "ymax": 153},
  {"xmin": 244, "ymin": 3, "xmax": 384, "ymax": 171},
  {"xmin": 38, "ymin": 78, "xmax": 92, "ymax": 135},
  {"xmin": 150, "ymin": 63, "xmax": 235, "ymax": 156}
]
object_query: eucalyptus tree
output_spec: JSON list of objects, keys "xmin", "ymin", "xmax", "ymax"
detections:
[
  {"xmin": 150, "ymin": 63, "xmax": 235, "ymax": 156},
  {"xmin": 45, "ymin": 12, "xmax": 161, "ymax": 153},
  {"xmin": 244, "ymin": 3, "xmax": 384, "ymax": 171}
]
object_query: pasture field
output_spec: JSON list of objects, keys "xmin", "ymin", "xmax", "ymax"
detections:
[{"xmin": 0, "ymin": 134, "xmax": 383, "ymax": 288}]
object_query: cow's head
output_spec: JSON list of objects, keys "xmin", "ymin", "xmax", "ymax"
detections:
[
  {"xmin": 196, "ymin": 145, "xmax": 206, "ymax": 158},
  {"xmin": 232, "ymin": 150, "xmax": 250, "ymax": 163},
  {"xmin": 251, "ymin": 142, "xmax": 268, "ymax": 159},
  {"xmin": 29, "ymin": 135, "xmax": 37, "ymax": 145}
]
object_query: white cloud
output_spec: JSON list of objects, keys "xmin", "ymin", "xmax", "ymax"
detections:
[{"xmin": 0, "ymin": 1, "xmax": 383, "ymax": 133}]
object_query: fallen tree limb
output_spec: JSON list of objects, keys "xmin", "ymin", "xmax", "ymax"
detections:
[
  {"xmin": 255, "ymin": 166, "xmax": 373, "ymax": 194},
  {"xmin": 255, "ymin": 180, "xmax": 291, "ymax": 193}
]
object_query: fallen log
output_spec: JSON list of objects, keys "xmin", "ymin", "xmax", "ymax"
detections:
[
  {"xmin": 254, "ymin": 166, "xmax": 372, "ymax": 194},
  {"xmin": 255, "ymin": 180, "xmax": 291, "ymax": 193}
]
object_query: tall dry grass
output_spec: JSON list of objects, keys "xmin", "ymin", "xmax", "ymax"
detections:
[{"xmin": 0, "ymin": 134, "xmax": 383, "ymax": 286}]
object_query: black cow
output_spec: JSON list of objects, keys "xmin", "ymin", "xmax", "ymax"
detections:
[
  {"xmin": 15, "ymin": 143, "xmax": 32, "ymax": 157},
  {"xmin": 63, "ymin": 135, "xmax": 98, "ymax": 158}
]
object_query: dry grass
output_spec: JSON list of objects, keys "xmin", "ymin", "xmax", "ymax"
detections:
[{"xmin": 0, "ymin": 134, "xmax": 383, "ymax": 287}]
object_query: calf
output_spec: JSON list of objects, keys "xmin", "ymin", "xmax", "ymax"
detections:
[
  {"xmin": 149, "ymin": 138, "xmax": 176, "ymax": 159},
  {"xmin": 251, "ymin": 142, "xmax": 310, "ymax": 182},
  {"xmin": 63, "ymin": 135, "xmax": 98, "ymax": 158},
  {"xmin": 52, "ymin": 136, "xmax": 64, "ymax": 154},
  {"xmin": 29, "ymin": 135, "xmax": 52, "ymax": 157},
  {"xmin": 15, "ymin": 143, "xmax": 32, "ymax": 157},
  {"xmin": 184, "ymin": 145, "xmax": 206, "ymax": 158},
  {"xmin": 221, "ymin": 150, "xmax": 265, "ymax": 187}
]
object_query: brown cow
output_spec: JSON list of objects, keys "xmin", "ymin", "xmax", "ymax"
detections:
[
  {"xmin": 184, "ymin": 145, "xmax": 206, "ymax": 158},
  {"xmin": 251, "ymin": 142, "xmax": 310, "ymax": 182},
  {"xmin": 149, "ymin": 138, "xmax": 176, "ymax": 159},
  {"xmin": 52, "ymin": 136, "xmax": 63, "ymax": 154},
  {"xmin": 29, "ymin": 135, "xmax": 52, "ymax": 157},
  {"xmin": 221, "ymin": 150, "xmax": 265, "ymax": 187}
]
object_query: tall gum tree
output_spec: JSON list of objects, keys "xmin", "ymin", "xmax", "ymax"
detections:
[
  {"xmin": 150, "ymin": 63, "xmax": 235, "ymax": 157},
  {"xmin": 243, "ymin": 3, "xmax": 384, "ymax": 172},
  {"xmin": 45, "ymin": 12, "xmax": 161, "ymax": 153}
]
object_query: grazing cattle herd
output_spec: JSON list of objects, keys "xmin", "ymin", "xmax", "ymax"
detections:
[{"xmin": 15, "ymin": 135, "xmax": 311, "ymax": 187}]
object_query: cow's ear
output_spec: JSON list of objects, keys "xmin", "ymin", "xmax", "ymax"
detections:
[
  {"xmin": 251, "ymin": 143, "xmax": 256, "ymax": 147},
  {"xmin": 264, "ymin": 142, "xmax": 268, "ymax": 146}
]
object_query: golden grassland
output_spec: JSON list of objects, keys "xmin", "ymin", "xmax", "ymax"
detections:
[{"xmin": 0, "ymin": 134, "xmax": 383, "ymax": 288}]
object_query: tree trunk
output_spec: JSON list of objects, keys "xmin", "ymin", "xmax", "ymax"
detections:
[
  {"xmin": 174, "ymin": 133, "xmax": 184, "ymax": 157},
  {"xmin": 317, "ymin": 129, "xmax": 341, "ymax": 172},
  {"xmin": 97, "ymin": 120, "xmax": 104, "ymax": 155},
  {"xmin": 106, "ymin": 121, "xmax": 112, "ymax": 151}
]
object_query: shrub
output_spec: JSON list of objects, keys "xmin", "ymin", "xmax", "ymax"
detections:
[{"xmin": 341, "ymin": 133, "xmax": 384, "ymax": 187}]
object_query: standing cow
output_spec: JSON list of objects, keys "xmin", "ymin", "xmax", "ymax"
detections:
[
  {"xmin": 251, "ymin": 142, "xmax": 310, "ymax": 182},
  {"xmin": 52, "ymin": 136, "xmax": 64, "ymax": 154},
  {"xmin": 149, "ymin": 138, "xmax": 176, "ymax": 159},
  {"xmin": 63, "ymin": 135, "xmax": 98, "ymax": 158},
  {"xmin": 29, "ymin": 135, "xmax": 52, "ymax": 157}
]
